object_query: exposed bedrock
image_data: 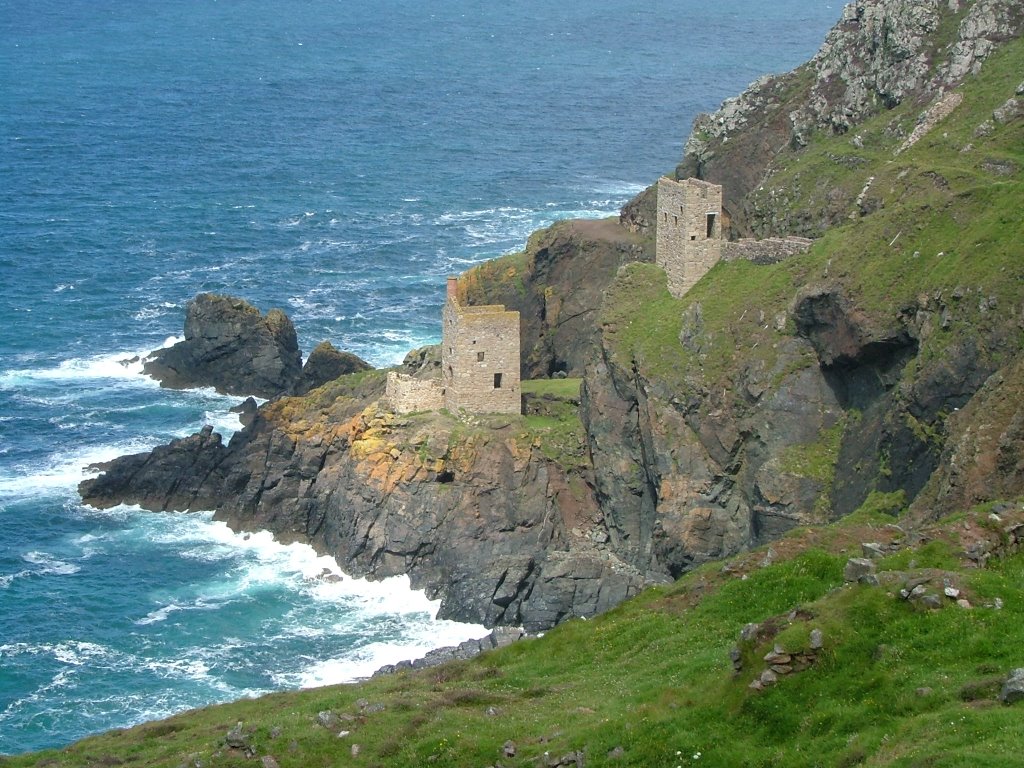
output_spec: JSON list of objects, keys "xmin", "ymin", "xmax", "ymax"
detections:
[
  {"xmin": 80, "ymin": 385, "xmax": 646, "ymax": 632},
  {"xmin": 142, "ymin": 294, "xmax": 370, "ymax": 398},
  {"xmin": 143, "ymin": 294, "xmax": 303, "ymax": 398}
]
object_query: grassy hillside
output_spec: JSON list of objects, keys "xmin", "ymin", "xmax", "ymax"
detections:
[
  {"xmin": 4, "ymin": 501, "xmax": 1022, "ymax": 768},
  {"xmin": 603, "ymin": 36, "xmax": 1024, "ymax": 400}
]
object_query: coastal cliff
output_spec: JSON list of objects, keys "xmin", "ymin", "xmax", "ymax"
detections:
[{"xmin": 81, "ymin": 0, "xmax": 1024, "ymax": 631}]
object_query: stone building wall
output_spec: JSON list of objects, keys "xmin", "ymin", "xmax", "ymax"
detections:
[
  {"xmin": 442, "ymin": 279, "xmax": 521, "ymax": 415},
  {"xmin": 656, "ymin": 176, "xmax": 723, "ymax": 298},
  {"xmin": 384, "ymin": 371, "xmax": 444, "ymax": 414},
  {"xmin": 722, "ymin": 237, "xmax": 814, "ymax": 265}
]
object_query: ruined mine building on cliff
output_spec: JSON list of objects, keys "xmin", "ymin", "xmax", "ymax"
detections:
[
  {"xmin": 656, "ymin": 176, "xmax": 814, "ymax": 298},
  {"xmin": 385, "ymin": 277, "xmax": 521, "ymax": 415},
  {"xmin": 441, "ymin": 277, "xmax": 521, "ymax": 414},
  {"xmin": 656, "ymin": 176, "xmax": 724, "ymax": 299}
]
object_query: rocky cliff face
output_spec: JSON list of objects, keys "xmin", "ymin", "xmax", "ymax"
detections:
[
  {"xmin": 622, "ymin": 0, "xmax": 1024, "ymax": 238},
  {"xmin": 81, "ymin": 369, "xmax": 645, "ymax": 632},
  {"xmin": 81, "ymin": 0, "xmax": 1024, "ymax": 632}
]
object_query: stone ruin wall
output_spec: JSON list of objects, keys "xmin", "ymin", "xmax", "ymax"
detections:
[
  {"xmin": 722, "ymin": 236, "xmax": 814, "ymax": 265},
  {"xmin": 442, "ymin": 299, "xmax": 521, "ymax": 415},
  {"xmin": 656, "ymin": 176, "xmax": 723, "ymax": 299},
  {"xmin": 384, "ymin": 371, "xmax": 444, "ymax": 414}
]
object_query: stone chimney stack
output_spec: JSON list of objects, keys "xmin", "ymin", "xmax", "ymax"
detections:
[{"xmin": 446, "ymin": 276, "xmax": 458, "ymax": 302}]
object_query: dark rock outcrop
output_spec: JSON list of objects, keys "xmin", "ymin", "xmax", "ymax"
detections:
[
  {"xmin": 294, "ymin": 341, "xmax": 372, "ymax": 396},
  {"xmin": 144, "ymin": 294, "xmax": 303, "ymax": 398},
  {"xmin": 80, "ymin": 397, "xmax": 646, "ymax": 632}
]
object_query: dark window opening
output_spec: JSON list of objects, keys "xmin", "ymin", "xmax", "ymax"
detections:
[
  {"xmin": 477, "ymin": 351, "xmax": 485, "ymax": 362},
  {"xmin": 706, "ymin": 213, "xmax": 717, "ymax": 238},
  {"xmin": 493, "ymin": 372, "xmax": 503, "ymax": 389}
]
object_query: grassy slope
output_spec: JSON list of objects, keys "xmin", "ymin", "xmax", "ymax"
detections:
[
  {"xmin": 5, "ymin": 502, "xmax": 1022, "ymax": 768},
  {"xmin": 603, "ymin": 37, "xmax": 1024, "ymax": 400}
]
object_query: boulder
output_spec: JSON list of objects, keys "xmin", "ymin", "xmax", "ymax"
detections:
[
  {"xmin": 844, "ymin": 557, "xmax": 877, "ymax": 583},
  {"xmin": 1000, "ymin": 668, "xmax": 1024, "ymax": 704},
  {"xmin": 143, "ymin": 293, "xmax": 302, "ymax": 398}
]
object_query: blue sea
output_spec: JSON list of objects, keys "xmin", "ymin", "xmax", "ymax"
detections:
[{"xmin": 0, "ymin": 0, "xmax": 841, "ymax": 754}]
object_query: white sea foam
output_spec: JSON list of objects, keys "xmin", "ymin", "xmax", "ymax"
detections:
[
  {"xmin": 287, "ymin": 611, "xmax": 489, "ymax": 688},
  {"xmin": 22, "ymin": 551, "xmax": 81, "ymax": 576},
  {"xmin": 0, "ymin": 351, "xmax": 154, "ymax": 389},
  {"xmin": 0, "ymin": 438, "xmax": 158, "ymax": 497},
  {"xmin": 123, "ymin": 513, "xmax": 487, "ymax": 675}
]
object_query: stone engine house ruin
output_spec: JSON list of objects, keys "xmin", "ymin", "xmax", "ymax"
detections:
[
  {"xmin": 656, "ymin": 176, "xmax": 723, "ymax": 299},
  {"xmin": 656, "ymin": 176, "xmax": 813, "ymax": 298},
  {"xmin": 385, "ymin": 277, "xmax": 521, "ymax": 415},
  {"xmin": 441, "ymin": 277, "xmax": 521, "ymax": 414}
]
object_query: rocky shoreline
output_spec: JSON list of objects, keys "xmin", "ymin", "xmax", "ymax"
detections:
[{"xmin": 81, "ymin": 0, "xmax": 1024, "ymax": 636}]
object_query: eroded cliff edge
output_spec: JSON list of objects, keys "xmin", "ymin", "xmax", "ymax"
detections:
[{"xmin": 81, "ymin": 0, "xmax": 1024, "ymax": 632}]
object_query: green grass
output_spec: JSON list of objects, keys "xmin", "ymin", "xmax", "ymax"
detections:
[
  {"xmin": 601, "ymin": 36, "xmax": 1024, "ymax": 405},
  {"xmin": 521, "ymin": 377, "xmax": 582, "ymax": 399},
  {"xmin": 9, "ymin": 510, "xmax": 1023, "ymax": 768}
]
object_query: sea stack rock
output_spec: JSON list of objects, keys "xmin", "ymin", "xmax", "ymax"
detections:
[
  {"xmin": 143, "ymin": 294, "xmax": 303, "ymax": 398},
  {"xmin": 294, "ymin": 341, "xmax": 372, "ymax": 395}
]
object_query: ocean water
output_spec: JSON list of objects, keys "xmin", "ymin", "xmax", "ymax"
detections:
[{"xmin": 0, "ymin": 0, "xmax": 841, "ymax": 754}]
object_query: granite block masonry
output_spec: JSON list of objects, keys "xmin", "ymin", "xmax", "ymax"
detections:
[
  {"xmin": 384, "ymin": 277, "xmax": 521, "ymax": 415},
  {"xmin": 656, "ymin": 176, "xmax": 723, "ymax": 299}
]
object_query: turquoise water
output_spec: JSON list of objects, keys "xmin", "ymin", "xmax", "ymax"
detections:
[{"xmin": 0, "ymin": 0, "xmax": 841, "ymax": 753}]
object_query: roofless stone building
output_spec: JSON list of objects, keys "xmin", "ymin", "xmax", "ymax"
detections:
[
  {"xmin": 384, "ymin": 277, "xmax": 521, "ymax": 415},
  {"xmin": 655, "ymin": 176, "xmax": 723, "ymax": 299}
]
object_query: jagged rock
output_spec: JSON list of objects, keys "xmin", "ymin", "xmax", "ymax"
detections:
[
  {"xmin": 316, "ymin": 711, "xmax": 337, "ymax": 729},
  {"xmin": 79, "ymin": 425, "xmax": 229, "ymax": 512},
  {"xmin": 231, "ymin": 397, "xmax": 259, "ymax": 429},
  {"xmin": 143, "ymin": 294, "xmax": 302, "ymax": 398},
  {"xmin": 503, "ymin": 741, "xmax": 517, "ymax": 758},
  {"xmin": 293, "ymin": 341, "xmax": 372, "ymax": 395},
  {"xmin": 861, "ymin": 542, "xmax": 886, "ymax": 559},
  {"xmin": 992, "ymin": 97, "xmax": 1022, "ymax": 124},
  {"xmin": 260, "ymin": 757, "xmax": 279, "ymax": 768},
  {"xmin": 844, "ymin": 557, "xmax": 877, "ymax": 583},
  {"xmin": 225, "ymin": 722, "xmax": 249, "ymax": 749},
  {"xmin": 1000, "ymin": 669, "xmax": 1024, "ymax": 704}
]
